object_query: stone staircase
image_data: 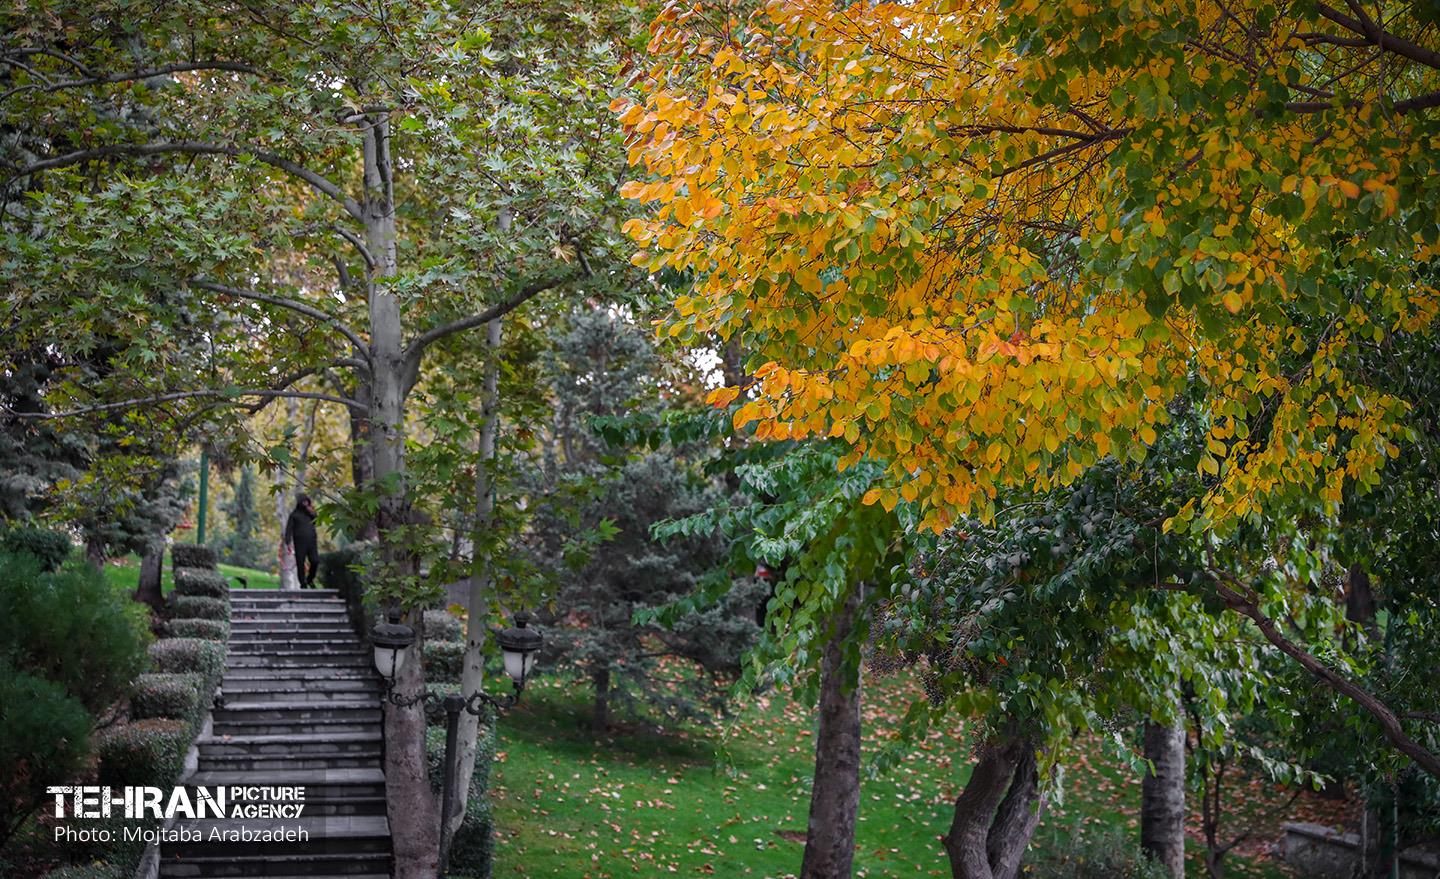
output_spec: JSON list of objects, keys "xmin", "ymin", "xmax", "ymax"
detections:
[{"xmin": 160, "ymin": 589, "xmax": 393, "ymax": 878}]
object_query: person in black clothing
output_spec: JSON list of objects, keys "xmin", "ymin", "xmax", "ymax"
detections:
[{"xmin": 283, "ymin": 494, "xmax": 320, "ymax": 588}]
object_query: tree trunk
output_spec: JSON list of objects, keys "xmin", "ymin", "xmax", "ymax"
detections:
[
  {"xmin": 132, "ymin": 536, "xmax": 166, "ymax": 611},
  {"xmin": 1141, "ymin": 717, "xmax": 1187, "ymax": 878},
  {"xmin": 85, "ymin": 533, "xmax": 106, "ymax": 569},
  {"xmin": 799, "ymin": 584, "xmax": 864, "ymax": 879},
  {"xmin": 944, "ymin": 734, "xmax": 1045, "ymax": 879},
  {"xmin": 349, "ymin": 380, "xmax": 379, "ymax": 540},
  {"xmin": 592, "ymin": 665, "xmax": 611, "ymax": 733},
  {"xmin": 363, "ymin": 113, "xmax": 439, "ymax": 879},
  {"xmin": 447, "ymin": 318, "xmax": 502, "ymax": 848}
]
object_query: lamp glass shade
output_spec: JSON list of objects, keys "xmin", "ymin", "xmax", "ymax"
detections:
[
  {"xmin": 374, "ymin": 643, "xmax": 407, "ymax": 679},
  {"xmin": 502, "ymin": 648, "xmax": 535, "ymax": 685}
]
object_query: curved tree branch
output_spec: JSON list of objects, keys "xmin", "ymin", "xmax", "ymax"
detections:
[
  {"xmin": 0, "ymin": 60, "xmax": 266, "ymax": 103},
  {"xmin": 5, "ymin": 141, "xmax": 364, "ymax": 220},
  {"xmin": 1203, "ymin": 571, "xmax": 1440, "ymax": 780},
  {"xmin": 193, "ymin": 279, "xmax": 370, "ymax": 359},
  {"xmin": 402, "ymin": 263, "xmax": 588, "ymax": 372}
]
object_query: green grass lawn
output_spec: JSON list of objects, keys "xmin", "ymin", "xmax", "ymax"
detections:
[
  {"xmin": 101, "ymin": 550, "xmax": 281, "ymax": 594},
  {"xmin": 489, "ymin": 670, "xmax": 1336, "ymax": 879}
]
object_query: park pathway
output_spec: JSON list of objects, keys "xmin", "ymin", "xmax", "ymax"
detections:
[{"xmin": 161, "ymin": 588, "xmax": 394, "ymax": 878}]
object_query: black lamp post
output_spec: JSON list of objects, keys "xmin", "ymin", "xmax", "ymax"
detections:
[{"xmin": 369, "ymin": 607, "xmax": 543, "ymax": 874}]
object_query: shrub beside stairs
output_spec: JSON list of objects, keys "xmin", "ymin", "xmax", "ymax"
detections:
[{"xmin": 159, "ymin": 577, "xmax": 393, "ymax": 878}]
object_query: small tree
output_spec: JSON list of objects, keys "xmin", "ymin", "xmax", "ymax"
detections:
[
  {"xmin": 218, "ymin": 466, "xmax": 265, "ymax": 569},
  {"xmin": 532, "ymin": 309, "xmax": 759, "ymax": 731}
]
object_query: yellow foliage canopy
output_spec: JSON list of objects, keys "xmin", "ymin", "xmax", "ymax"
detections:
[{"xmin": 620, "ymin": 0, "xmax": 1440, "ymax": 532}]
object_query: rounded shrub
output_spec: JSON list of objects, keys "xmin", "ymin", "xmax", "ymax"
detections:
[
  {"xmin": 425, "ymin": 609, "xmax": 464, "ymax": 643},
  {"xmin": 95, "ymin": 719, "xmax": 189, "ymax": 788},
  {"xmin": 170, "ymin": 544, "xmax": 218, "ymax": 570},
  {"xmin": 0, "ymin": 525, "xmax": 72, "ymax": 571},
  {"xmin": 0, "ymin": 659, "xmax": 92, "ymax": 845},
  {"xmin": 173, "ymin": 566, "xmax": 228, "ymax": 598},
  {"xmin": 169, "ymin": 595, "xmax": 229, "ymax": 622},
  {"xmin": 164, "ymin": 618, "xmax": 229, "ymax": 641},
  {"xmin": 148, "ymin": 638, "xmax": 226, "ymax": 695},
  {"xmin": 130, "ymin": 673, "xmax": 204, "ymax": 727},
  {"xmin": 424, "ymin": 640, "xmax": 466, "ymax": 684},
  {"xmin": 0, "ymin": 550, "xmax": 150, "ymax": 714},
  {"xmin": 1028, "ymin": 829, "xmax": 1173, "ymax": 879}
]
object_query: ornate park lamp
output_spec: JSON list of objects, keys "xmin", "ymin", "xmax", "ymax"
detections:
[{"xmin": 369, "ymin": 606, "xmax": 543, "ymax": 874}]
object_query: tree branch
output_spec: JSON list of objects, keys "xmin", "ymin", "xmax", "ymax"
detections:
[
  {"xmin": 402, "ymin": 263, "xmax": 588, "ymax": 368},
  {"xmin": 4, "ymin": 388, "xmax": 368, "ymax": 419},
  {"xmin": 1313, "ymin": 4, "xmax": 1440, "ymax": 71},
  {"xmin": 0, "ymin": 60, "xmax": 265, "ymax": 103},
  {"xmin": 1203, "ymin": 571, "xmax": 1440, "ymax": 780},
  {"xmin": 192, "ymin": 279, "xmax": 370, "ymax": 358},
  {"xmin": 5, "ymin": 141, "xmax": 363, "ymax": 220}
]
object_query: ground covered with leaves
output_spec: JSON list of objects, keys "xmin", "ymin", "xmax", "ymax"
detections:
[{"xmin": 490, "ymin": 669, "xmax": 1350, "ymax": 879}]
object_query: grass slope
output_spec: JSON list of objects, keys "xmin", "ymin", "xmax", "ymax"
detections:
[
  {"xmin": 490, "ymin": 672, "xmax": 1339, "ymax": 879},
  {"xmin": 101, "ymin": 551, "xmax": 281, "ymax": 594}
]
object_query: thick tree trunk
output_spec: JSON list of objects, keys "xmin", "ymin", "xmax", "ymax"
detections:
[
  {"xmin": 447, "ymin": 318, "xmax": 502, "ymax": 849},
  {"xmin": 592, "ymin": 665, "xmax": 611, "ymax": 733},
  {"xmin": 799, "ymin": 585, "xmax": 863, "ymax": 879},
  {"xmin": 132, "ymin": 536, "xmax": 166, "ymax": 611},
  {"xmin": 85, "ymin": 533, "xmax": 106, "ymax": 569},
  {"xmin": 944, "ymin": 734, "xmax": 1045, "ymax": 879},
  {"xmin": 1141, "ymin": 717, "xmax": 1187, "ymax": 878},
  {"xmin": 362, "ymin": 114, "xmax": 439, "ymax": 879}
]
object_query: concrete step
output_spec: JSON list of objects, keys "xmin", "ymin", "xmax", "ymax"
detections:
[
  {"xmin": 197, "ymin": 751, "xmax": 381, "ymax": 772},
  {"xmin": 211, "ymin": 717, "xmax": 381, "ymax": 737},
  {"xmin": 227, "ymin": 645, "xmax": 367, "ymax": 659},
  {"xmin": 230, "ymin": 628, "xmax": 358, "ymax": 642},
  {"xmin": 198, "ymin": 732, "xmax": 381, "ymax": 756},
  {"xmin": 233, "ymin": 616, "xmax": 354, "ymax": 628},
  {"xmin": 188, "ymin": 768, "xmax": 386, "ymax": 800},
  {"xmin": 227, "ymin": 653, "xmax": 369, "ymax": 669},
  {"xmin": 223, "ymin": 675, "xmax": 378, "ymax": 690},
  {"xmin": 160, "ymin": 854, "xmax": 392, "ymax": 878},
  {"xmin": 166, "ymin": 815, "xmax": 391, "ymax": 857},
  {"xmin": 222, "ymin": 688, "xmax": 380, "ymax": 706},
  {"xmin": 230, "ymin": 588, "xmax": 341, "ymax": 597},
  {"xmin": 213, "ymin": 701, "xmax": 382, "ymax": 724}
]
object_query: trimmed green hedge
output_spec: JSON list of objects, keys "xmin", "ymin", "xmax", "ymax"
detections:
[
  {"xmin": 148, "ymin": 638, "xmax": 226, "ymax": 695},
  {"xmin": 425, "ymin": 609, "xmax": 464, "ymax": 642},
  {"xmin": 424, "ymin": 640, "xmax": 466, "ymax": 684},
  {"xmin": 130, "ymin": 673, "xmax": 204, "ymax": 728},
  {"xmin": 95, "ymin": 718, "xmax": 189, "ymax": 788},
  {"xmin": 169, "ymin": 594, "xmax": 229, "ymax": 621},
  {"xmin": 173, "ymin": 566, "xmax": 228, "ymax": 598},
  {"xmin": 163, "ymin": 617, "xmax": 229, "ymax": 641},
  {"xmin": 426, "ymin": 723, "xmax": 495, "ymax": 879},
  {"xmin": 170, "ymin": 544, "xmax": 218, "ymax": 570}
]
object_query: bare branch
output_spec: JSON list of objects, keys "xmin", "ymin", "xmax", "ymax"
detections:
[
  {"xmin": 0, "ymin": 60, "xmax": 265, "ymax": 103},
  {"xmin": 4, "ymin": 388, "xmax": 368, "ymax": 419},
  {"xmin": 403, "ymin": 263, "xmax": 587, "ymax": 367},
  {"xmin": 5, "ymin": 141, "xmax": 364, "ymax": 220},
  {"xmin": 1313, "ymin": 4, "xmax": 1440, "ymax": 71},
  {"xmin": 192, "ymin": 279, "xmax": 370, "ymax": 358}
]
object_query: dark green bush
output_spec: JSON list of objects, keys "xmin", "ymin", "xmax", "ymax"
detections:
[
  {"xmin": 95, "ymin": 719, "xmax": 188, "ymax": 788},
  {"xmin": 426, "ymin": 723, "xmax": 495, "ymax": 879},
  {"xmin": 425, "ymin": 609, "xmax": 464, "ymax": 642},
  {"xmin": 0, "ymin": 659, "xmax": 92, "ymax": 850},
  {"xmin": 148, "ymin": 638, "xmax": 226, "ymax": 695},
  {"xmin": 130, "ymin": 673, "xmax": 203, "ymax": 728},
  {"xmin": 173, "ymin": 565, "xmax": 228, "ymax": 597},
  {"xmin": 319, "ymin": 546, "xmax": 366, "ymax": 592},
  {"xmin": 1027, "ymin": 829, "xmax": 1173, "ymax": 879},
  {"xmin": 424, "ymin": 640, "xmax": 466, "ymax": 684},
  {"xmin": 0, "ymin": 551, "xmax": 150, "ymax": 714},
  {"xmin": 163, "ymin": 618, "xmax": 229, "ymax": 641},
  {"xmin": 170, "ymin": 544, "xmax": 218, "ymax": 570},
  {"xmin": 169, "ymin": 594, "xmax": 229, "ymax": 621},
  {"xmin": 0, "ymin": 525, "xmax": 72, "ymax": 571}
]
